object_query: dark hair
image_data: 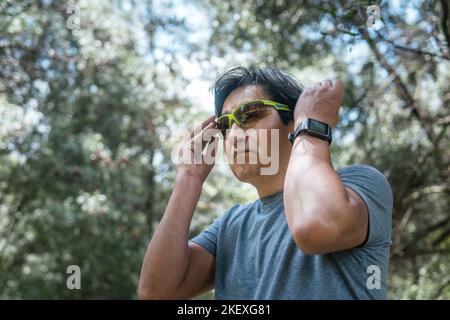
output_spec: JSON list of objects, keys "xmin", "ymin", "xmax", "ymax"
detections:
[{"xmin": 211, "ymin": 66, "xmax": 303, "ymax": 125}]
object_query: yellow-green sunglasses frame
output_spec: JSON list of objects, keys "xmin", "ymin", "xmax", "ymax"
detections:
[{"xmin": 215, "ymin": 99, "xmax": 291, "ymax": 135}]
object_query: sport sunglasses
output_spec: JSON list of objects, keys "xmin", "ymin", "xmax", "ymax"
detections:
[{"xmin": 214, "ymin": 99, "xmax": 291, "ymax": 138}]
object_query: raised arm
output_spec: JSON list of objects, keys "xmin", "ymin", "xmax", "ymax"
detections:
[
  {"xmin": 283, "ymin": 80, "xmax": 368, "ymax": 255},
  {"xmin": 138, "ymin": 116, "xmax": 219, "ymax": 299}
]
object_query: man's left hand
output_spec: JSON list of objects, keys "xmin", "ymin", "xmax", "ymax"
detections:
[{"xmin": 293, "ymin": 79, "xmax": 344, "ymax": 128}]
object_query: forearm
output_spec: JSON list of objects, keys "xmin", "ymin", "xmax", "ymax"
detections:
[
  {"xmin": 284, "ymin": 134, "xmax": 353, "ymax": 252},
  {"xmin": 139, "ymin": 173, "xmax": 203, "ymax": 298}
]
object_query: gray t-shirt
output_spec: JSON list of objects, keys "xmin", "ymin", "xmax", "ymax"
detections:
[{"xmin": 190, "ymin": 165, "xmax": 393, "ymax": 300}]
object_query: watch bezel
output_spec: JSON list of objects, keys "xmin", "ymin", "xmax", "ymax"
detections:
[{"xmin": 288, "ymin": 118, "xmax": 332, "ymax": 144}]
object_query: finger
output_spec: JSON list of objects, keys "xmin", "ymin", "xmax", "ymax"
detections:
[
  {"xmin": 332, "ymin": 79, "xmax": 344, "ymax": 92},
  {"xmin": 303, "ymin": 85, "xmax": 315, "ymax": 94},
  {"xmin": 192, "ymin": 125, "xmax": 219, "ymax": 165},
  {"xmin": 202, "ymin": 124, "xmax": 220, "ymax": 150},
  {"xmin": 203, "ymin": 136, "xmax": 219, "ymax": 165},
  {"xmin": 190, "ymin": 115, "xmax": 216, "ymax": 138},
  {"xmin": 209, "ymin": 137, "xmax": 219, "ymax": 157},
  {"xmin": 191, "ymin": 122, "xmax": 218, "ymax": 151},
  {"xmin": 322, "ymin": 79, "xmax": 333, "ymax": 87}
]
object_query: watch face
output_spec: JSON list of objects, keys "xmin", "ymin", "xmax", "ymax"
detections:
[{"xmin": 309, "ymin": 119, "xmax": 328, "ymax": 133}]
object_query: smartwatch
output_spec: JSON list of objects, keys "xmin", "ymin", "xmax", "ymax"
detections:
[{"xmin": 288, "ymin": 118, "xmax": 332, "ymax": 144}]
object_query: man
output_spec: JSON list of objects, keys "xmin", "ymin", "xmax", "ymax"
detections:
[{"xmin": 138, "ymin": 66, "xmax": 393, "ymax": 300}]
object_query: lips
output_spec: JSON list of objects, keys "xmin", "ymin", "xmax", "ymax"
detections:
[{"xmin": 234, "ymin": 149, "xmax": 252, "ymax": 159}]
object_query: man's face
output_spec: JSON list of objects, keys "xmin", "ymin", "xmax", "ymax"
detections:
[{"xmin": 221, "ymin": 85, "xmax": 294, "ymax": 182}]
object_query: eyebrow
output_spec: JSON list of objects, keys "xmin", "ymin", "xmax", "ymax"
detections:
[
  {"xmin": 221, "ymin": 101, "xmax": 246, "ymax": 116},
  {"xmin": 221, "ymin": 98, "xmax": 261, "ymax": 116}
]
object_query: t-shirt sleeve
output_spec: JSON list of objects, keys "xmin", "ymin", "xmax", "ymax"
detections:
[
  {"xmin": 337, "ymin": 164, "xmax": 393, "ymax": 247},
  {"xmin": 189, "ymin": 215, "xmax": 223, "ymax": 257}
]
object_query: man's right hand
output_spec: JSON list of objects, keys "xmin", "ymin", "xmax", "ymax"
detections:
[
  {"xmin": 176, "ymin": 115, "xmax": 219, "ymax": 183},
  {"xmin": 139, "ymin": 115, "xmax": 219, "ymax": 299}
]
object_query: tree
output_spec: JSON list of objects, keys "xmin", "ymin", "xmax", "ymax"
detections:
[{"xmin": 0, "ymin": 0, "xmax": 182, "ymax": 298}]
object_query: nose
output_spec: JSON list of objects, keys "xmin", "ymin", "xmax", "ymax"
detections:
[
  {"xmin": 226, "ymin": 121, "xmax": 249, "ymax": 150},
  {"xmin": 227, "ymin": 121, "xmax": 246, "ymax": 141}
]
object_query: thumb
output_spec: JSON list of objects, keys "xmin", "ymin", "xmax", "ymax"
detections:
[{"xmin": 205, "ymin": 136, "xmax": 219, "ymax": 162}]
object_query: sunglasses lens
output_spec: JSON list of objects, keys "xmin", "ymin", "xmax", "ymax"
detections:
[{"xmin": 235, "ymin": 102, "xmax": 271, "ymax": 126}]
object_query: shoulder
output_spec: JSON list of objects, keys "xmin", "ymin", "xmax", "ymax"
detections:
[
  {"xmin": 337, "ymin": 164, "xmax": 392, "ymax": 199},
  {"xmin": 337, "ymin": 164, "xmax": 387, "ymax": 179},
  {"xmin": 338, "ymin": 164, "xmax": 393, "ymax": 245}
]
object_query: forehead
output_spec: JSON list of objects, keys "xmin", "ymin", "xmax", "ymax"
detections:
[{"xmin": 222, "ymin": 85, "xmax": 271, "ymax": 114}]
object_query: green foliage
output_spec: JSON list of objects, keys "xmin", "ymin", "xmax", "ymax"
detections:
[{"xmin": 0, "ymin": 0, "xmax": 176, "ymax": 298}]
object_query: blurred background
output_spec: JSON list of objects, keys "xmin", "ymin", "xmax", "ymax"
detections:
[{"xmin": 0, "ymin": 0, "xmax": 449, "ymax": 299}]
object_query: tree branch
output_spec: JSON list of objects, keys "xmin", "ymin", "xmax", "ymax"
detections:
[
  {"xmin": 391, "ymin": 215, "xmax": 450, "ymax": 258},
  {"xmin": 432, "ymin": 225, "xmax": 450, "ymax": 247},
  {"xmin": 360, "ymin": 30, "xmax": 437, "ymax": 143},
  {"xmin": 432, "ymin": 278, "xmax": 450, "ymax": 299},
  {"xmin": 440, "ymin": 0, "xmax": 450, "ymax": 49},
  {"xmin": 391, "ymin": 247, "xmax": 450, "ymax": 259},
  {"xmin": 386, "ymin": 42, "xmax": 449, "ymax": 60}
]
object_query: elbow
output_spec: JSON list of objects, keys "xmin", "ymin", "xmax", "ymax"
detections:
[
  {"xmin": 138, "ymin": 280, "xmax": 167, "ymax": 300},
  {"xmin": 138, "ymin": 290, "xmax": 153, "ymax": 300},
  {"xmin": 138, "ymin": 280, "xmax": 179, "ymax": 300},
  {"xmin": 292, "ymin": 217, "xmax": 338, "ymax": 255},
  {"xmin": 138, "ymin": 284, "xmax": 157, "ymax": 300}
]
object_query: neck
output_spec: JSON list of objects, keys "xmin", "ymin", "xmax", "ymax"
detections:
[
  {"xmin": 251, "ymin": 169, "xmax": 286, "ymax": 198},
  {"xmin": 250, "ymin": 145, "xmax": 291, "ymax": 198}
]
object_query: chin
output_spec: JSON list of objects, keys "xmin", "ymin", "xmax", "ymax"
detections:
[{"xmin": 230, "ymin": 163, "xmax": 261, "ymax": 182}]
